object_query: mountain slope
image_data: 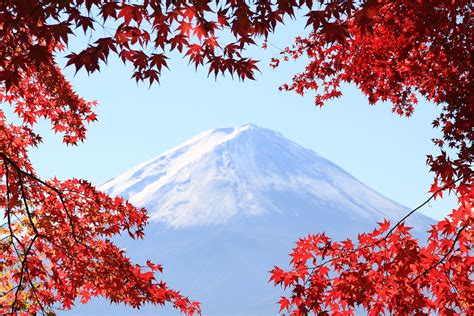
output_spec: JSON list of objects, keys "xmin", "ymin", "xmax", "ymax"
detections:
[
  {"xmin": 66, "ymin": 124, "xmax": 433, "ymax": 315},
  {"xmin": 100, "ymin": 124, "xmax": 428, "ymax": 228}
]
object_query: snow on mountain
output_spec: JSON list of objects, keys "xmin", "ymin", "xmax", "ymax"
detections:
[
  {"xmin": 66, "ymin": 124, "xmax": 433, "ymax": 316},
  {"xmin": 100, "ymin": 123, "xmax": 427, "ymax": 228}
]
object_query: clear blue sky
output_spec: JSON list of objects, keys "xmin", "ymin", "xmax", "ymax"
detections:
[{"xmin": 25, "ymin": 22, "xmax": 455, "ymax": 221}]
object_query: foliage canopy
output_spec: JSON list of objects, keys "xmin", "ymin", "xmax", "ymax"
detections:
[{"xmin": 0, "ymin": 0, "xmax": 472, "ymax": 314}]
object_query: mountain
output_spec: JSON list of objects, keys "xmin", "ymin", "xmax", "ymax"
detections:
[{"xmin": 64, "ymin": 124, "xmax": 433, "ymax": 315}]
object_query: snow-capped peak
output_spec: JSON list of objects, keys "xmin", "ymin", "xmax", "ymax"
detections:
[{"xmin": 100, "ymin": 124, "xmax": 426, "ymax": 228}]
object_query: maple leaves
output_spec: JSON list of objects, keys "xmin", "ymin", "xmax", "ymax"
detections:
[
  {"xmin": 1, "ymin": 0, "xmax": 206, "ymax": 313},
  {"xmin": 0, "ymin": 0, "xmax": 471, "ymax": 314},
  {"xmin": 1, "ymin": 0, "xmax": 278, "ymax": 86},
  {"xmin": 268, "ymin": 0, "xmax": 472, "ymax": 314},
  {"xmin": 271, "ymin": 212, "xmax": 473, "ymax": 314},
  {"xmin": 0, "ymin": 150, "xmax": 200, "ymax": 315},
  {"xmin": 273, "ymin": 0, "xmax": 472, "ymax": 179},
  {"xmin": 2, "ymin": 0, "xmax": 346, "ymax": 89}
]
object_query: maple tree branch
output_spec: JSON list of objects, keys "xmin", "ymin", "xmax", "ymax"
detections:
[
  {"xmin": 1, "ymin": 152, "xmax": 87, "ymax": 248},
  {"xmin": 293, "ymin": 170, "xmax": 474, "ymax": 295},
  {"xmin": 17, "ymin": 170, "xmax": 40, "ymax": 236},
  {"xmin": 305, "ymin": 171, "xmax": 472, "ymax": 272},
  {"xmin": 411, "ymin": 224, "xmax": 468, "ymax": 284},
  {"xmin": 26, "ymin": 268, "xmax": 48, "ymax": 316},
  {"xmin": 4, "ymin": 160, "xmax": 89, "ymax": 256},
  {"xmin": 4, "ymin": 157, "xmax": 41, "ymax": 313},
  {"xmin": 3, "ymin": 158, "xmax": 26, "ymax": 254},
  {"xmin": 11, "ymin": 234, "xmax": 38, "ymax": 313},
  {"xmin": 266, "ymin": 41, "xmax": 284, "ymax": 52},
  {"xmin": 2, "ymin": 153, "xmax": 97, "ymax": 314},
  {"xmin": 442, "ymin": 266, "xmax": 462, "ymax": 296},
  {"xmin": 12, "ymin": 171, "xmax": 50, "ymax": 314}
]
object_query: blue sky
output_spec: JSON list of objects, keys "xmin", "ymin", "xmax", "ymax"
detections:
[{"xmin": 25, "ymin": 22, "xmax": 456, "ymax": 221}]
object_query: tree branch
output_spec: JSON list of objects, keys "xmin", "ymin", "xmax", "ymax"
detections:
[
  {"xmin": 411, "ymin": 224, "xmax": 468, "ymax": 283},
  {"xmin": 1, "ymin": 151, "xmax": 87, "ymax": 247},
  {"xmin": 305, "ymin": 171, "xmax": 472, "ymax": 272}
]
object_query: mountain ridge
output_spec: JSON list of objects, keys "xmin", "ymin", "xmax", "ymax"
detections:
[
  {"xmin": 66, "ymin": 124, "xmax": 434, "ymax": 315},
  {"xmin": 100, "ymin": 123, "xmax": 429, "ymax": 228}
]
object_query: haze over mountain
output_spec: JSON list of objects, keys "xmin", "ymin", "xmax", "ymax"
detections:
[{"xmin": 65, "ymin": 124, "xmax": 433, "ymax": 315}]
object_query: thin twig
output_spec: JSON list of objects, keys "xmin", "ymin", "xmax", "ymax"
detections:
[
  {"xmin": 1, "ymin": 152, "xmax": 87, "ymax": 247},
  {"xmin": 11, "ymin": 234, "xmax": 38, "ymax": 313},
  {"xmin": 411, "ymin": 224, "xmax": 468, "ymax": 283},
  {"xmin": 307, "ymin": 171, "xmax": 472, "ymax": 272}
]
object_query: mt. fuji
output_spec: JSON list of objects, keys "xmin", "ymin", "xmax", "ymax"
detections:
[
  {"xmin": 100, "ymin": 124, "xmax": 429, "ymax": 228},
  {"xmin": 66, "ymin": 124, "xmax": 433, "ymax": 315}
]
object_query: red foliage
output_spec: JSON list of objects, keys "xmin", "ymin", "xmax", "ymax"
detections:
[
  {"xmin": 0, "ymin": 0, "xmax": 471, "ymax": 314},
  {"xmin": 0, "ymin": 73, "xmax": 200, "ymax": 315},
  {"xmin": 0, "ymin": 0, "xmax": 206, "ymax": 314},
  {"xmin": 269, "ymin": 0, "xmax": 472, "ymax": 314}
]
